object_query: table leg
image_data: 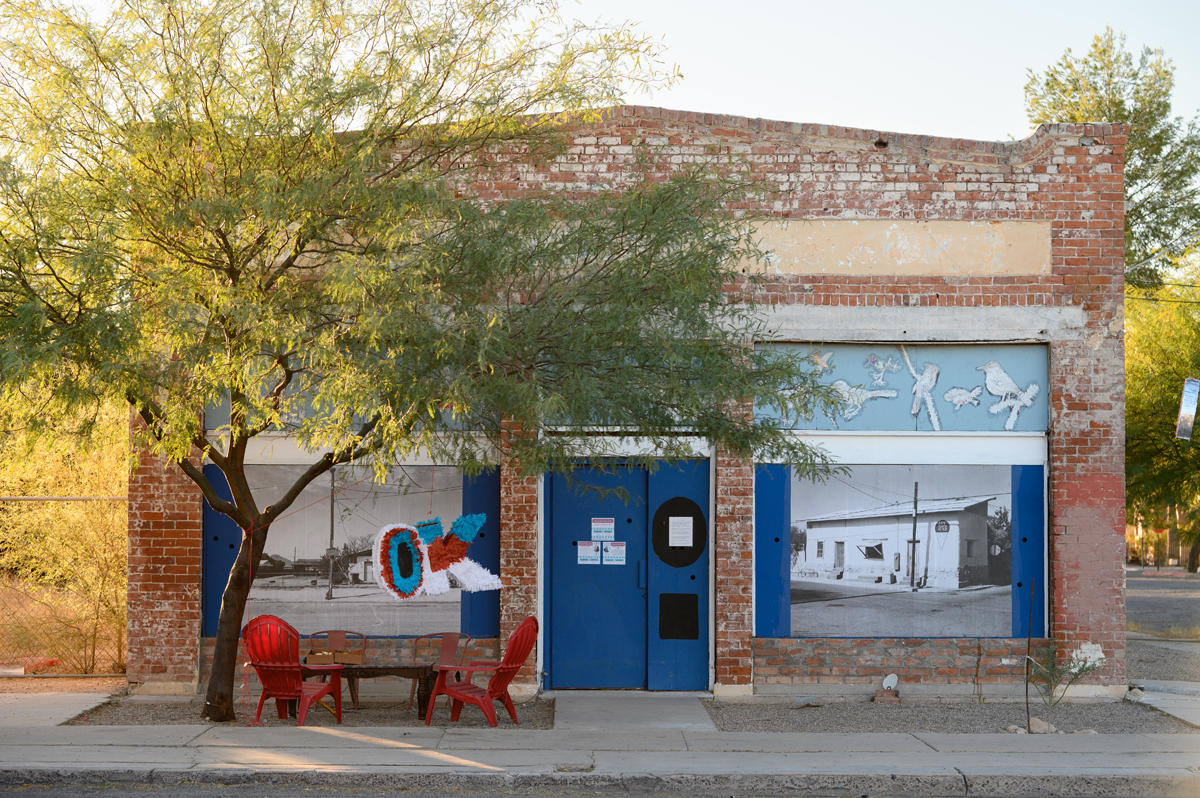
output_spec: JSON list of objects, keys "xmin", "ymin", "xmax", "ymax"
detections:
[
  {"xmin": 348, "ymin": 676, "xmax": 360, "ymax": 710},
  {"xmin": 416, "ymin": 670, "xmax": 433, "ymax": 719}
]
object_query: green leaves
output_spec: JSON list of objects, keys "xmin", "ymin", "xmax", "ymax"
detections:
[{"xmin": 1024, "ymin": 27, "xmax": 1200, "ymax": 280}]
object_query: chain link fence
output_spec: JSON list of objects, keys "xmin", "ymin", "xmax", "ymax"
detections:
[{"xmin": 0, "ymin": 497, "xmax": 127, "ymax": 675}]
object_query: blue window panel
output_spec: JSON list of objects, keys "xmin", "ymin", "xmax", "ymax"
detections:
[
  {"xmin": 754, "ymin": 464, "xmax": 791, "ymax": 638},
  {"xmin": 757, "ymin": 343, "xmax": 1049, "ymax": 433},
  {"xmin": 460, "ymin": 469, "xmax": 501, "ymax": 638},
  {"xmin": 1011, "ymin": 465, "xmax": 1046, "ymax": 637},
  {"xmin": 201, "ymin": 464, "xmax": 241, "ymax": 638}
]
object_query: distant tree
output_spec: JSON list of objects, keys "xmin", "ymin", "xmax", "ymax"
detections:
[
  {"xmin": 1025, "ymin": 27, "xmax": 1200, "ymax": 282},
  {"xmin": 0, "ymin": 0, "xmax": 838, "ymax": 720},
  {"xmin": 790, "ymin": 523, "xmax": 806, "ymax": 568},
  {"xmin": 1125, "ymin": 267, "xmax": 1200, "ymax": 572}
]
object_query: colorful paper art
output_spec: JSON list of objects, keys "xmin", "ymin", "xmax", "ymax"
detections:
[{"xmin": 373, "ymin": 513, "xmax": 502, "ymax": 601}]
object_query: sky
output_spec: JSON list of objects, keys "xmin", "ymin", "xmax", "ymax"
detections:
[
  {"xmin": 569, "ymin": 0, "xmax": 1200, "ymax": 142},
  {"xmin": 73, "ymin": 0, "xmax": 1200, "ymax": 142}
]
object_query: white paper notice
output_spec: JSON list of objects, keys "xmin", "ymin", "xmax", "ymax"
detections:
[
  {"xmin": 668, "ymin": 516, "xmax": 693, "ymax": 547},
  {"xmin": 602, "ymin": 541, "xmax": 626, "ymax": 565},
  {"xmin": 577, "ymin": 541, "xmax": 601, "ymax": 564},
  {"xmin": 591, "ymin": 517, "xmax": 615, "ymax": 541}
]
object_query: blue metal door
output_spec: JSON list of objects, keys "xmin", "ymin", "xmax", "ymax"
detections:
[
  {"xmin": 547, "ymin": 460, "xmax": 710, "ymax": 690},
  {"xmin": 547, "ymin": 465, "xmax": 648, "ymax": 688},
  {"xmin": 647, "ymin": 460, "xmax": 710, "ymax": 690}
]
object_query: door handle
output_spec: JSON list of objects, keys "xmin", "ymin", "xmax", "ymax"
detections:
[{"xmin": 638, "ymin": 559, "xmax": 647, "ymax": 589}]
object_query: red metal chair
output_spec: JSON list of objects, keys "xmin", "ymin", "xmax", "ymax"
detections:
[
  {"xmin": 242, "ymin": 615, "xmax": 343, "ymax": 726},
  {"xmin": 424, "ymin": 616, "xmax": 538, "ymax": 727},
  {"xmin": 408, "ymin": 631, "xmax": 473, "ymax": 711}
]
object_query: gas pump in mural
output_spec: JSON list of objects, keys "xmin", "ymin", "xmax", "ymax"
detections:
[{"xmin": 374, "ymin": 514, "xmax": 503, "ymax": 601}]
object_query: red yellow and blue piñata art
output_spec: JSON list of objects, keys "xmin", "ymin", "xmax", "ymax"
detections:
[{"xmin": 372, "ymin": 513, "xmax": 501, "ymax": 601}]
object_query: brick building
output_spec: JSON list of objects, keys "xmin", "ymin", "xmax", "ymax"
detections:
[{"xmin": 127, "ymin": 107, "xmax": 1126, "ymax": 701}]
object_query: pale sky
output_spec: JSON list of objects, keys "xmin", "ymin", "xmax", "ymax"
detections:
[
  {"xmin": 74, "ymin": 0, "xmax": 1200, "ymax": 143},
  {"xmin": 570, "ymin": 0, "xmax": 1200, "ymax": 142}
]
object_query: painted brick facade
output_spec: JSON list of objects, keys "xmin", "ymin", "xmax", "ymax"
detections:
[
  {"xmin": 126, "ymin": 418, "xmax": 203, "ymax": 688},
  {"xmin": 125, "ymin": 107, "xmax": 1125, "ymax": 697}
]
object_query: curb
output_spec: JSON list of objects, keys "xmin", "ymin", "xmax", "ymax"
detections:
[{"xmin": 2, "ymin": 769, "xmax": 1198, "ymax": 797}]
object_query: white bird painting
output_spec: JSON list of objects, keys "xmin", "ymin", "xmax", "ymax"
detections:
[
  {"xmin": 977, "ymin": 360, "xmax": 1040, "ymax": 430},
  {"xmin": 943, "ymin": 385, "xmax": 983, "ymax": 411},
  {"xmin": 831, "ymin": 379, "xmax": 897, "ymax": 422},
  {"xmin": 862, "ymin": 353, "xmax": 903, "ymax": 387},
  {"xmin": 900, "ymin": 345, "xmax": 941, "ymax": 431}
]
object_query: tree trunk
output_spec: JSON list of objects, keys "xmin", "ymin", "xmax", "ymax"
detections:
[
  {"xmin": 202, "ymin": 520, "xmax": 269, "ymax": 722},
  {"xmin": 1188, "ymin": 539, "xmax": 1199, "ymax": 574}
]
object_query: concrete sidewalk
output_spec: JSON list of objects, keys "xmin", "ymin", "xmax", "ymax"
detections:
[{"xmin": 0, "ymin": 690, "xmax": 1198, "ymax": 796}]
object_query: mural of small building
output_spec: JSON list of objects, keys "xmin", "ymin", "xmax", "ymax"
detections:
[{"xmin": 800, "ymin": 497, "xmax": 993, "ymax": 589}]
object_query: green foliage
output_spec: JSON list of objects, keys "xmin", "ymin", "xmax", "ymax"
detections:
[
  {"xmin": 1025, "ymin": 27, "xmax": 1200, "ymax": 281},
  {"xmin": 1125, "ymin": 268, "xmax": 1200, "ymax": 570},
  {"xmin": 0, "ymin": 400, "xmax": 128, "ymax": 673}
]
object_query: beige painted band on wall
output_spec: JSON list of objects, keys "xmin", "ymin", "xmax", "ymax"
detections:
[{"xmin": 753, "ymin": 220, "xmax": 1052, "ymax": 276}]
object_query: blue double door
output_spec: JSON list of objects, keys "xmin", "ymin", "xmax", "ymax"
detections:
[{"xmin": 546, "ymin": 460, "xmax": 709, "ymax": 691}]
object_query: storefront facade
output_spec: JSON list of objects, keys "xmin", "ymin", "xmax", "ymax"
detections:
[{"xmin": 127, "ymin": 107, "xmax": 1127, "ymax": 700}]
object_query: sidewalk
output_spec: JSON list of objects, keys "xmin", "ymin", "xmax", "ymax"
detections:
[{"xmin": 1, "ymin": 691, "xmax": 1197, "ymax": 796}]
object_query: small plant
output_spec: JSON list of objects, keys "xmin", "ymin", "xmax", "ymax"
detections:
[{"xmin": 1024, "ymin": 639, "xmax": 1104, "ymax": 732}]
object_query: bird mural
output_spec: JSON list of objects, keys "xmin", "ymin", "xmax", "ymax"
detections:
[
  {"xmin": 943, "ymin": 385, "xmax": 983, "ymax": 411},
  {"xmin": 863, "ymin": 353, "xmax": 903, "ymax": 387},
  {"xmin": 809, "ymin": 351, "xmax": 835, "ymax": 375},
  {"xmin": 374, "ymin": 514, "xmax": 501, "ymax": 601},
  {"xmin": 900, "ymin": 345, "xmax": 941, "ymax": 431},
  {"xmin": 977, "ymin": 360, "xmax": 1040, "ymax": 430},
  {"xmin": 831, "ymin": 379, "xmax": 897, "ymax": 422}
]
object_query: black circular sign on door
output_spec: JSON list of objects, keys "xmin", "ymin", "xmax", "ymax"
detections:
[{"xmin": 651, "ymin": 496, "xmax": 707, "ymax": 568}]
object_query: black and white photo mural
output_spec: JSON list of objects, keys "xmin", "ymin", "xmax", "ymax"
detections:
[
  {"xmin": 790, "ymin": 464, "xmax": 1013, "ymax": 637},
  {"xmin": 201, "ymin": 463, "xmax": 498, "ymax": 638},
  {"xmin": 753, "ymin": 342, "xmax": 1048, "ymax": 640}
]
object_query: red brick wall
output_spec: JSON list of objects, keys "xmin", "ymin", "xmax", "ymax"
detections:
[
  {"xmin": 126, "ymin": 420, "xmax": 203, "ymax": 686},
  {"xmin": 499, "ymin": 421, "xmax": 540, "ymax": 688},
  {"xmin": 714, "ymin": 450, "xmax": 755, "ymax": 687},
  {"xmin": 754, "ymin": 637, "xmax": 1037, "ymax": 688}
]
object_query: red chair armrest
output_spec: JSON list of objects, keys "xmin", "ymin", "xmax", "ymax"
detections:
[{"xmin": 433, "ymin": 662, "xmax": 497, "ymax": 675}]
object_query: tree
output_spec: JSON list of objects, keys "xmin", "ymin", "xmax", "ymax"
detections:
[
  {"xmin": 1125, "ymin": 272, "xmax": 1200, "ymax": 573},
  {"xmin": 0, "ymin": 0, "xmax": 837, "ymax": 720},
  {"xmin": 1025, "ymin": 27, "xmax": 1200, "ymax": 282}
]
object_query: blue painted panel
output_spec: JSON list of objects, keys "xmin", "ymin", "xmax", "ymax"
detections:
[
  {"xmin": 1011, "ymin": 465, "xmax": 1046, "ymax": 637},
  {"xmin": 201, "ymin": 465, "xmax": 241, "ymax": 638},
  {"xmin": 758, "ymin": 343, "xmax": 1049, "ymax": 432},
  {"xmin": 547, "ymin": 466, "xmax": 648, "ymax": 688},
  {"xmin": 461, "ymin": 469, "xmax": 500, "ymax": 638},
  {"xmin": 754, "ymin": 465, "xmax": 791, "ymax": 638},
  {"xmin": 647, "ymin": 460, "xmax": 710, "ymax": 691}
]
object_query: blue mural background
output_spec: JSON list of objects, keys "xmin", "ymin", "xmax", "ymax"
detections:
[{"xmin": 759, "ymin": 343, "xmax": 1049, "ymax": 433}]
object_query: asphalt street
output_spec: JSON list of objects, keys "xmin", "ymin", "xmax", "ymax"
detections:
[{"xmin": 1125, "ymin": 571, "xmax": 1200, "ymax": 633}]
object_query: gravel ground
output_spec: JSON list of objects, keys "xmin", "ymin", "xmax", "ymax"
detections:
[
  {"xmin": 1127, "ymin": 638, "xmax": 1200, "ymax": 682},
  {"xmin": 703, "ymin": 698, "xmax": 1196, "ymax": 735},
  {"xmin": 9, "ymin": 638, "xmax": 1199, "ymax": 734},
  {"xmin": 66, "ymin": 694, "xmax": 555, "ymax": 729}
]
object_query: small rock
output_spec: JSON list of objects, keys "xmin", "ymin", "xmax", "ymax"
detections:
[
  {"xmin": 1127, "ymin": 687, "xmax": 1145, "ymax": 699},
  {"xmin": 1072, "ymin": 729, "xmax": 1098, "ymax": 734},
  {"xmin": 1005, "ymin": 724, "xmax": 1022, "ymax": 733},
  {"xmin": 1028, "ymin": 716, "xmax": 1057, "ymax": 734},
  {"xmin": 1014, "ymin": 726, "xmax": 1026, "ymax": 734}
]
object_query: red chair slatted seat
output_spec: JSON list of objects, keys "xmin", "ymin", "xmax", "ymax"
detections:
[
  {"xmin": 424, "ymin": 616, "xmax": 538, "ymax": 727},
  {"xmin": 242, "ymin": 614, "xmax": 343, "ymax": 726}
]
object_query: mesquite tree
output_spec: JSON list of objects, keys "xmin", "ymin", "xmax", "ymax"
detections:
[{"xmin": 0, "ymin": 0, "xmax": 838, "ymax": 720}]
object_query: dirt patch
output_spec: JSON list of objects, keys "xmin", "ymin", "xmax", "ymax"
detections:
[{"xmin": 0, "ymin": 677, "xmax": 127, "ymax": 695}]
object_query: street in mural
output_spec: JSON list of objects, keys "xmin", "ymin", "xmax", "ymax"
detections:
[
  {"xmin": 244, "ymin": 465, "xmax": 474, "ymax": 635},
  {"xmin": 770, "ymin": 343, "xmax": 1048, "ymax": 433},
  {"xmin": 789, "ymin": 464, "xmax": 1015, "ymax": 638}
]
